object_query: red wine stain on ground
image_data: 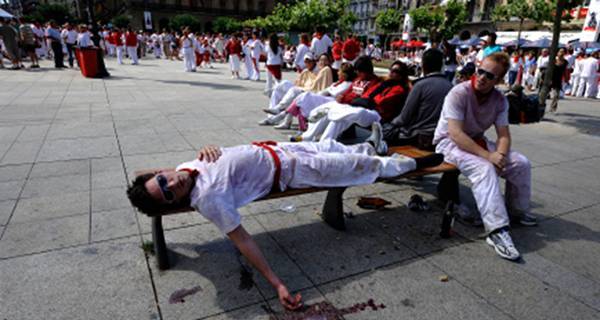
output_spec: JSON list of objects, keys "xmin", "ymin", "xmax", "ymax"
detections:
[
  {"xmin": 168, "ymin": 286, "xmax": 203, "ymax": 304},
  {"xmin": 264, "ymin": 299, "xmax": 386, "ymax": 320}
]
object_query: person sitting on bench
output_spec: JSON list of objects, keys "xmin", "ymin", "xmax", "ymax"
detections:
[
  {"xmin": 383, "ymin": 49, "xmax": 453, "ymax": 151},
  {"xmin": 292, "ymin": 59, "xmax": 410, "ymax": 144},
  {"xmin": 433, "ymin": 52, "xmax": 536, "ymax": 262},
  {"xmin": 126, "ymin": 135, "xmax": 442, "ymax": 310}
]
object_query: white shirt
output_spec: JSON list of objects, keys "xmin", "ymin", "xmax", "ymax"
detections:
[
  {"xmin": 580, "ymin": 57, "xmax": 599, "ymax": 78},
  {"xmin": 77, "ymin": 32, "xmax": 92, "ymax": 47},
  {"xmin": 62, "ymin": 29, "xmax": 78, "ymax": 44},
  {"xmin": 572, "ymin": 58, "xmax": 583, "ymax": 76},
  {"xmin": 310, "ymin": 34, "xmax": 332, "ymax": 57},
  {"xmin": 250, "ymin": 39, "xmax": 264, "ymax": 59},
  {"xmin": 509, "ymin": 57, "xmax": 523, "ymax": 72},
  {"xmin": 320, "ymin": 81, "xmax": 352, "ymax": 97},
  {"xmin": 294, "ymin": 43, "xmax": 309, "ymax": 69},
  {"xmin": 176, "ymin": 145, "xmax": 290, "ymax": 234},
  {"xmin": 181, "ymin": 35, "xmax": 193, "ymax": 49},
  {"xmin": 538, "ymin": 55, "xmax": 550, "ymax": 69},
  {"xmin": 266, "ymin": 44, "xmax": 282, "ymax": 65}
]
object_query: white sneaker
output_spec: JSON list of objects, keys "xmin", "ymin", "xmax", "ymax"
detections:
[
  {"xmin": 366, "ymin": 122, "xmax": 388, "ymax": 155},
  {"xmin": 486, "ymin": 228, "xmax": 520, "ymax": 261}
]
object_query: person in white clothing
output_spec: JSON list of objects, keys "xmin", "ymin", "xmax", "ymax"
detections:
[
  {"xmin": 434, "ymin": 52, "xmax": 536, "ymax": 261},
  {"xmin": 294, "ymin": 33, "xmax": 310, "ymax": 72},
  {"xmin": 180, "ymin": 28, "xmax": 195, "ymax": 72},
  {"xmin": 310, "ymin": 26, "xmax": 332, "ymax": 57},
  {"xmin": 241, "ymin": 33, "xmax": 254, "ymax": 80},
  {"xmin": 576, "ymin": 51, "xmax": 599, "ymax": 98},
  {"xmin": 76, "ymin": 25, "xmax": 93, "ymax": 48},
  {"xmin": 126, "ymin": 134, "xmax": 442, "ymax": 312},
  {"xmin": 265, "ymin": 33, "xmax": 283, "ymax": 96},
  {"xmin": 125, "ymin": 27, "xmax": 139, "ymax": 65},
  {"xmin": 534, "ymin": 49, "xmax": 550, "ymax": 89},
  {"xmin": 61, "ymin": 23, "xmax": 78, "ymax": 67},
  {"xmin": 567, "ymin": 50, "xmax": 583, "ymax": 95},
  {"xmin": 249, "ymin": 32, "xmax": 264, "ymax": 81}
]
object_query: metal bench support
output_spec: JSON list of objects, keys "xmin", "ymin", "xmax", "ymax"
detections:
[
  {"xmin": 152, "ymin": 216, "xmax": 170, "ymax": 270},
  {"xmin": 437, "ymin": 171, "xmax": 460, "ymax": 238},
  {"xmin": 321, "ymin": 187, "xmax": 347, "ymax": 231}
]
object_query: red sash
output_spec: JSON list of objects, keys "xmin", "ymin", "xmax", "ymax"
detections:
[{"xmin": 252, "ymin": 141, "xmax": 281, "ymax": 193}]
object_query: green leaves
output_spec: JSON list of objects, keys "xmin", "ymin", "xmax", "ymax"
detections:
[
  {"xmin": 169, "ymin": 14, "xmax": 201, "ymax": 32},
  {"xmin": 375, "ymin": 9, "xmax": 402, "ymax": 34},
  {"xmin": 213, "ymin": 17, "xmax": 242, "ymax": 34},
  {"xmin": 407, "ymin": 0, "xmax": 467, "ymax": 40},
  {"xmin": 111, "ymin": 15, "xmax": 131, "ymax": 29},
  {"xmin": 243, "ymin": 0, "xmax": 356, "ymax": 33}
]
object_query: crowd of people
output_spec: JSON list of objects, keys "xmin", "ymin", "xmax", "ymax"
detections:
[{"xmin": 2, "ymin": 17, "xmax": 598, "ymax": 311}]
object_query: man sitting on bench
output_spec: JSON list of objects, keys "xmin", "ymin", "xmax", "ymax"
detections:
[
  {"xmin": 433, "ymin": 52, "xmax": 536, "ymax": 261},
  {"xmin": 127, "ymin": 135, "xmax": 442, "ymax": 310}
]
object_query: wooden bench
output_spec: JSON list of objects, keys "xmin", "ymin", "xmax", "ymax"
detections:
[{"xmin": 134, "ymin": 146, "xmax": 460, "ymax": 270}]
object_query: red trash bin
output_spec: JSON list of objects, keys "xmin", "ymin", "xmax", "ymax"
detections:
[{"xmin": 76, "ymin": 47, "xmax": 99, "ymax": 78}]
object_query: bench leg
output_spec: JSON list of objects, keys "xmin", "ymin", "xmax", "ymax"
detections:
[
  {"xmin": 152, "ymin": 216, "xmax": 170, "ymax": 270},
  {"xmin": 321, "ymin": 187, "xmax": 346, "ymax": 231},
  {"xmin": 437, "ymin": 171, "xmax": 460, "ymax": 203}
]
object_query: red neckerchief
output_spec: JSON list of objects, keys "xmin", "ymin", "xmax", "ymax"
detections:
[
  {"xmin": 315, "ymin": 33, "xmax": 323, "ymax": 40},
  {"xmin": 333, "ymin": 79, "xmax": 345, "ymax": 86}
]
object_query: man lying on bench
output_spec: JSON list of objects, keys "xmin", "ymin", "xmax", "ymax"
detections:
[{"xmin": 126, "ymin": 132, "xmax": 442, "ymax": 310}]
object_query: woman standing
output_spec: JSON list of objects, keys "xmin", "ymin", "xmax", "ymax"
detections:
[{"xmin": 265, "ymin": 33, "xmax": 283, "ymax": 96}]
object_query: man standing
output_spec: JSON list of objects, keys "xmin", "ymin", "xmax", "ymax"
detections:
[
  {"xmin": 19, "ymin": 18, "xmax": 39, "ymax": 68},
  {"xmin": 111, "ymin": 28, "xmax": 124, "ymax": 65},
  {"xmin": 249, "ymin": 32, "xmax": 264, "ymax": 81},
  {"xmin": 225, "ymin": 33, "xmax": 242, "ymax": 79},
  {"xmin": 0, "ymin": 18, "xmax": 21, "ymax": 69},
  {"xmin": 576, "ymin": 50, "xmax": 599, "ymax": 98},
  {"xmin": 310, "ymin": 26, "xmax": 332, "ymax": 57},
  {"xmin": 383, "ymin": 49, "xmax": 452, "ymax": 150},
  {"xmin": 433, "ymin": 52, "xmax": 536, "ymax": 261},
  {"xmin": 45, "ymin": 20, "xmax": 65, "ymax": 68},
  {"xmin": 125, "ymin": 27, "xmax": 139, "ymax": 65},
  {"xmin": 61, "ymin": 23, "xmax": 78, "ymax": 68}
]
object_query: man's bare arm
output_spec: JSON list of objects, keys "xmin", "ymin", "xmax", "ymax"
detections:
[
  {"xmin": 227, "ymin": 226, "xmax": 302, "ymax": 310},
  {"xmin": 448, "ymin": 119, "xmax": 490, "ymax": 159},
  {"xmin": 197, "ymin": 145, "xmax": 222, "ymax": 162}
]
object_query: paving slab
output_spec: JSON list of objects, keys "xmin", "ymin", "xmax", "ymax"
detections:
[{"xmin": 0, "ymin": 238, "xmax": 159, "ymax": 320}]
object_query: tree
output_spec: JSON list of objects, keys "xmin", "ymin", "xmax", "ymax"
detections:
[
  {"xmin": 111, "ymin": 15, "xmax": 131, "ymax": 29},
  {"xmin": 169, "ymin": 14, "xmax": 201, "ymax": 32},
  {"xmin": 29, "ymin": 4, "xmax": 73, "ymax": 24},
  {"xmin": 441, "ymin": 0, "xmax": 468, "ymax": 40},
  {"xmin": 409, "ymin": 4, "xmax": 444, "ymax": 39},
  {"xmin": 213, "ymin": 17, "xmax": 242, "ymax": 34},
  {"xmin": 375, "ymin": 8, "xmax": 402, "ymax": 52},
  {"xmin": 492, "ymin": 0, "xmax": 552, "ymax": 49}
]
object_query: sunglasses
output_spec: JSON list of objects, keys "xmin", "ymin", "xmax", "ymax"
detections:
[
  {"xmin": 156, "ymin": 175, "xmax": 175, "ymax": 202},
  {"xmin": 390, "ymin": 68, "xmax": 402, "ymax": 74},
  {"xmin": 476, "ymin": 68, "xmax": 497, "ymax": 81}
]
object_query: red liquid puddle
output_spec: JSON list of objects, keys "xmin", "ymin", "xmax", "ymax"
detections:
[{"xmin": 267, "ymin": 299, "xmax": 386, "ymax": 320}]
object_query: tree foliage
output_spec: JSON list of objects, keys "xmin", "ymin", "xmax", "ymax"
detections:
[
  {"xmin": 26, "ymin": 4, "xmax": 73, "ymax": 24},
  {"xmin": 375, "ymin": 9, "xmax": 402, "ymax": 34},
  {"xmin": 243, "ymin": 0, "xmax": 357, "ymax": 33},
  {"xmin": 169, "ymin": 14, "xmax": 201, "ymax": 32},
  {"xmin": 111, "ymin": 15, "xmax": 131, "ymax": 29},
  {"xmin": 409, "ymin": 1, "xmax": 467, "ymax": 40},
  {"xmin": 213, "ymin": 17, "xmax": 242, "ymax": 34},
  {"xmin": 492, "ymin": 0, "xmax": 553, "ymax": 25}
]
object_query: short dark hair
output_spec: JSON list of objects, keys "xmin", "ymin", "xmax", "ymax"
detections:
[
  {"xmin": 127, "ymin": 173, "xmax": 165, "ymax": 215},
  {"xmin": 339, "ymin": 63, "xmax": 356, "ymax": 81},
  {"xmin": 421, "ymin": 49, "xmax": 444, "ymax": 74},
  {"xmin": 354, "ymin": 56, "xmax": 374, "ymax": 74}
]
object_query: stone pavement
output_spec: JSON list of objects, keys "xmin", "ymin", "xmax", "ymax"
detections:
[{"xmin": 0, "ymin": 57, "xmax": 599, "ymax": 320}]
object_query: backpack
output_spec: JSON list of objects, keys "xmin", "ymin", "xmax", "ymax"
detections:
[{"xmin": 506, "ymin": 90, "xmax": 544, "ymax": 124}]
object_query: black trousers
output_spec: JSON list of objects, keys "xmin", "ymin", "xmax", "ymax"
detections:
[{"xmin": 51, "ymin": 41, "xmax": 64, "ymax": 68}]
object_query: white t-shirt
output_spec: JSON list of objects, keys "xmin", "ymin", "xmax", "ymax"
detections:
[
  {"xmin": 321, "ymin": 81, "xmax": 352, "ymax": 97},
  {"xmin": 509, "ymin": 57, "xmax": 523, "ymax": 72},
  {"xmin": 433, "ymin": 81, "xmax": 509, "ymax": 145},
  {"xmin": 294, "ymin": 43, "xmax": 309, "ymax": 69},
  {"xmin": 250, "ymin": 39, "xmax": 264, "ymax": 59},
  {"xmin": 62, "ymin": 29, "xmax": 78, "ymax": 44},
  {"xmin": 310, "ymin": 34, "xmax": 332, "ymax": 57},
  {"xmin": 580, "ymin": 57, "xmax": 599, "ymax": 78},
  {"xmin": 176, "ymin": 145, "xmax": 290, "ymax": 234},
  {"xmin": 538, "ymin": 55, "xmax": 550, "ymax": 69},
  {"xmin": 77, "ymin": 32, "xmax": 92, "ymax": 47},
  {"xmin": 266, "ymin": 44, "xmax": 282, "ymax": 65}
]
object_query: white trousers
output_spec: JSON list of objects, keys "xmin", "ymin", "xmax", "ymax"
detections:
[
  {"xmin": 250, "ymin": 57, "xmax": 260, "ymax": 80},
  {"xmin": 116, "ymin": 46, "xmax": 124, "ymax": 64},
  {"xmin": 182, "ymin": 48, "xmax": 195, "ymax": 72},
  {"xmin": 279, "ymin": 140, "xmax": 416, "ymax": 190},
  {"xmin": 229, "ymin": 54, "xmax": 240, "ymax": 72},
  {"xmin": 265, "ymin": 66, "xmax": 279, "ymax": 96},
  {"xmin": 295, "ymin": 92, "xmax": 335, "ymax": 118},
  {"xmin": 301, "ymin": 102, "xmax": 381, "ymax": 141},
  {"xmin": 107, "ymin": 43, "xmax": 115, "ymax": 56},
  {"xmin": 154, "ymin": 44, "xmax": 161, "ymax": 58},
  {"xmin": 568, "ymin": 75, "xmax": 580, "ymax": 95},
  {"xmin": 127, "ymin": 46, "xmax": 138, "ymax": 64},
  {"xmin": 576, "ymin": 76, "xmax": 598, "ymax": 97},
  {"xmin": 242, "ymin": 57, "xmax": 254, "ymax": 79},
  {"xmin": 436, "ymin": 138, "xmax": 531, "ymax": 233}
]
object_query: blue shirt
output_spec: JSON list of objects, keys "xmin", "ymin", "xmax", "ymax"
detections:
[{"xmin": 45, "ymin": 27, "xmax": 60, "ymax": 41}]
